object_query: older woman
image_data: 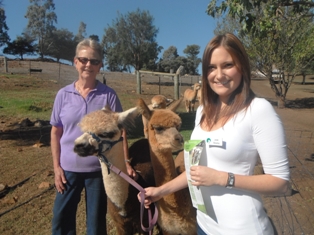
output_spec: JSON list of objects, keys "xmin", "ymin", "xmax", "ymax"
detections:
[{"xmin": 50, "ymin": 38, "xmax": 135, "ymax": 234}]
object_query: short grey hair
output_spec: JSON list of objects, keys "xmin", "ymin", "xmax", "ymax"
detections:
[{"xmin": 75, "ymin": 38, "xmax": 104, "ymax": 61}]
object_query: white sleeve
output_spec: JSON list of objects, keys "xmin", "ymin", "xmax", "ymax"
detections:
[{"xmin": 251, "ymin": 99, "xmax": 290, "ymax": 181}]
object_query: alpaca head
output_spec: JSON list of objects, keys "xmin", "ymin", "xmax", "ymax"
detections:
[
  {"xmin": 137, "ymin": 98, "xmax": 183, "ymax": 152},
  {"xmin": 192, "ymin": 83, "xmax": 201, "ymax": 91},
  {"xmin": 73, "ymin": 107, "xmax": 138, "ymax": 157},
  {"xmin": 150, "ymin": 95, "xmax": 172, "ymax": 109}
]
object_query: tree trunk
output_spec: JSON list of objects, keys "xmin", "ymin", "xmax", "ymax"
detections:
[
  {"xmin": 302, "ymin": 73, "xmax": 306, "ymax": 85},
  {"xmin": 277, "ymin": 97, "xmax": 285, "ymax": 109}
]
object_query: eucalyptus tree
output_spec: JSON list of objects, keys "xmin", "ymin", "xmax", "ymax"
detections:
[
  {"xmin": 102, "ymin": 8, "xmax": 162, "ymax": 71},
  {"xmin": 158, "ymin": 45, "xmax": 201, "ymax": 75},
  {"xmin": 74, "ymin": 21, "xmax": 87, "ymax": 43},
  {"xmin": 207, "ymin": 0, "xmax": 314, "ymax": 107},
  {"xmin": 159, "ymin": 46, "xmax": 179, "ymax": 72},
  {"xmin": 89, "ymin": 34, "xmax": 99, "ymax": 42},
  {"xmin": 46, "ymin": 28, "xmax": 76, "ymax": 62},
  {"xmin": 0, "ymin": 8, "xmax": 10, "ymax": 47},
  {"xmin": 183, "ymin": 44, "xmax": 201, "ymax": 75},
  {"xmin": 25, "ymin": 0, "xmax": 57, "ymax": 59},
  {"xmin": 3, "ymin": 34, "xmax": 36, "ymax": 59}
]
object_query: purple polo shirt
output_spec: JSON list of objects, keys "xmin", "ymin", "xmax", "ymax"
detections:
[{"xmin": 50, "ymin": 81, "xmax": 123, "ymax": 173}]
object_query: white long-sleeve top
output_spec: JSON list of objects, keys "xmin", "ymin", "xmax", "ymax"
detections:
[{"xmin": 190, "ymin": 98, "xmax": 290, "ymax": 235}]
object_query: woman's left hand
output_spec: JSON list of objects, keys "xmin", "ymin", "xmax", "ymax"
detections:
[{"xmin": 190, "ymin": 165, "xmax": 224, "ymax": 187}]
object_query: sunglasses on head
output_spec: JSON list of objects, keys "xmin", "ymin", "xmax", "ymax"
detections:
[{"xmin": 76, "ymin": 57, "xmax": 101, "ymax": 66}]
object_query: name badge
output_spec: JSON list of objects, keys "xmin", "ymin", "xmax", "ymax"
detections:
[{"xmin": 208, "ymin": 137, "xmax": 223, "ymax": 147}]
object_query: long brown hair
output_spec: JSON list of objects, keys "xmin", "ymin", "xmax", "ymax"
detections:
[{"xmin": 200, "ymin": 33, "xmax": 255, "ymax": 129}]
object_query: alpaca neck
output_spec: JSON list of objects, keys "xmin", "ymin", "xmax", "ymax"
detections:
[
  {"xmin": 149, "ymin": 146, "xmax": 177, "ymax": 186},
  {"xmin": 192, "ymin": 89, "xmax": 198, "ymax": 100},
  {"xmin": 100, "ymin": 142, "xmax": 129, "ymax": 216},
  {"xmin": 149, "ymin": 146, "xmax": 186, "ymax": 211}
]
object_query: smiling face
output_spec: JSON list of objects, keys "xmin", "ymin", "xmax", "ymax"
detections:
[
  {"xmin": 207, "ymin": 46, "xmax": 242, "ymax": 104},
  {"xmin": 74, "ymin": 47, "xmax": 102, "ymax": 80}
]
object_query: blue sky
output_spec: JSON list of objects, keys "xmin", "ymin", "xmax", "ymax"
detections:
[{"xmin": 3, "ymin": 0, "xmax": 218, "ymax": 71}]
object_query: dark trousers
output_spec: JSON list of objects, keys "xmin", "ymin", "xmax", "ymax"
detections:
[
  {"xmin": 52, "ymin": 171, "xmax": 107, "ymax": 235},
  {"xmin": 197, "ymin": 223, "xmax": 208, "ymax": 235}
]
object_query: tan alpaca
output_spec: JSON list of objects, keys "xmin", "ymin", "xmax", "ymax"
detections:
[
  {"xmin": 183, "ymin": 83, "xmax": 201, "ymax": 112},
  {"xmin": 196, "ymin": 89, "xmax": 202, "ymax": 104},
  {"xmin": 137, "ymin": 98, "xmax": 197, "ymax": 235},
  {"xmin": 142, "ymin": 95, "xmax": 173, "ymax": 138},
  {"xmin": 73, "ymin": 107, "xmax": 157, "ymax": 235}
]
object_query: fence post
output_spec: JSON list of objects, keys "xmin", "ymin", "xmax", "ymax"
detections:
[
  {"xmin": 136, "ymin": 70, "xmax": 141, "ymax": 94},
  {"xmin": 4, "ymin": 57, "xmax": 8, "ymax": 73},
  {"xmin": 159, "ymin": 76, "xmax": 161, "ymax": 94},
  {"xmin": 174, "ymin": 74, "xmax": 179, "ymax": 100},
  {"xmin": 174, "ymin": 66, "xmax": 184, "ymax": 100}
]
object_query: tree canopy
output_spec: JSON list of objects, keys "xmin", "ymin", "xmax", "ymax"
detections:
[
  {"xmin": 3, "ymin": 33, "xmax": 36, "ymax": 59},
  {"xmin": 25, "ymin": 0, "xmax": 57, "ymax": 59},
  {"xmin": 207, "ymin": 0, "xmax": 314, "ymax": 107},
  {"xmin": 158, "ymin": 45, "xmax": 201, "ymax": 75},
  {"xmin": 102, "ymin": 8, "xmax": 162, "ymax": 71},
  {"xmin": 207, "ymin": 0, "xmax": 314, "ymax": 34},
  {"xmin": 0, "ymin": 8, "xmax": 10, "ymax": 47},
  {"xmin": 45, "ymin": 28, "xmax": 76, "ymax": 62}
]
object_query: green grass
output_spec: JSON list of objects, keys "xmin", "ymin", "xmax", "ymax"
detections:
[
  {"xmin": 0, "ymin": 73, "xmax": 195, "ymax": 142},
  {"xmin": 0, "ymin": 74, "xmax": 59, "ymax": 120}
]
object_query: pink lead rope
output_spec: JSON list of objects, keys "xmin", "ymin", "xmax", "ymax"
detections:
[
  {"xmin": 109, "ymin": 164, "xmax": 159, "ymax": 234},
  {"xmin": 91, "ymin": 134, "xmax": 158, "ymax": 234}
]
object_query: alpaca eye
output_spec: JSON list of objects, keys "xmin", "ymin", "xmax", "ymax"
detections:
[
  {"xmin": 98, "ymin": 132, "xmax": 115, "ymax": 138},
  {"xmin": 153, "ymin": 126, "xmax": 164, "ymax": 133}
]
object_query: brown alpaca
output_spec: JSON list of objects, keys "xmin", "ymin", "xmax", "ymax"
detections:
[
  {"xmin": 196, "ymin": 89, "xmax": 202, "ymax": 104},
  {"xmin": 142, "ymin": 95, "xmax": 173, "ymax": 138},
  {"xmin": 73, "ymin": 107, "xmax": 157, "ymax": 235},
  {"xmin": 137, "ymin": 98, "xmax": 197, "ymax": 235},
  {"xmin": 183, "ymin": 83, "xmax": 201, "ymax": 112}
]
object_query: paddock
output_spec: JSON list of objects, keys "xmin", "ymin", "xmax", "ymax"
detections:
[{"xmin": 0, "ymin": 60, "xmax": 313, "ymax": 234}]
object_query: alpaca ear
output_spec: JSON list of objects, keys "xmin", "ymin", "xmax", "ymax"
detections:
[
  {"xmin": 166, "ymin": 98, "xmax": 173, "ymax": 104},
  {"xmin": 102, "ymin": 105, "xmax": 111, "ymax": 111},
  {"xmin": 137, "ymin": 98, "xmax": 152, "ymax": 121},
  {"xmin": 167, "ymin": 98, "xmax": 183, "ymax": 112},
  {"xmin": 117, "ymin": 107, "xmax": 139, "ymax": 127}
]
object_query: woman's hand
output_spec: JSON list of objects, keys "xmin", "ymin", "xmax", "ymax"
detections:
[
  {"xmin": 125, "ymin": 161, "xmax": 138, "ymax": 180},
  {"xmin": 138, "ymin": 187, "xmax": 163, "ymax": 208},
  {"xmin": 54, "ymin": 166, "xmax": 67, "ymax": 194},
  {"xmin": 190, "ymin": 165, "xmax": 226, "ymax": 187}
]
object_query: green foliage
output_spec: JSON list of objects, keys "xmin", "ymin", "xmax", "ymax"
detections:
[
  {"xmin": 159, "ymin": 46, "xmax": 179, "ymax": 72},
  {"xmin": 183, "ymin": 45, "xmax": 202, "ymax": 75},
  {"xmin": 207, "ymin": 0, "xmax": 314, "ymax": 35},
  {"xmin": 25, "ymin": 0, "xmax": 57, "ymax": 59},
  {"xmin": 102, "ymin": 8, "xmax": 162, "ymax": 71},
  {"xmin": 0, "ymin": 8, "xmax": 10, "ymax": 47},
  {"xmin": 3, "ymin": 36, "xmax": 36, "ymax": 59},
  {"xmin": 158, "ymin": 45, "xmax": 201, "ymax": 75},
  {"xmin": 46, "ymin": 28, "xmax": 76, "ymax": 62},
  {"xmin": 207, "ymin": 0, "xmax": 314, "ymax": 106},
  {"xmin": 89, "ymin": 34, "xmax": 100, "ymax": 42},
  {"xmin": 74, "ymin": 21, "xmax": 87, "ymax": 43}
]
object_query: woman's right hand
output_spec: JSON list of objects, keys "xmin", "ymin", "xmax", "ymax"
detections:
[
  {"xmin": 54, "ymin": 166, "xmax": 67, "ymax": 194},
  {"xmin": 138, "ymin": 187, "xmax": 163, "ymax": 208}
]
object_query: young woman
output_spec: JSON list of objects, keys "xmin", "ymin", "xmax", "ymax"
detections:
[{"xmin": 139, "ymin": 33, "xmax": 290, "ymax": 234}]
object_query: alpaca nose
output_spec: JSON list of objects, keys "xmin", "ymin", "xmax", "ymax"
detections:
[
  {"xmin": 175, "ymin": 133, "xmax": 184, "ymax": 144},
  {"xmin": 74, "ymin": 143, "xmax": 97, "ymax": 156}
]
